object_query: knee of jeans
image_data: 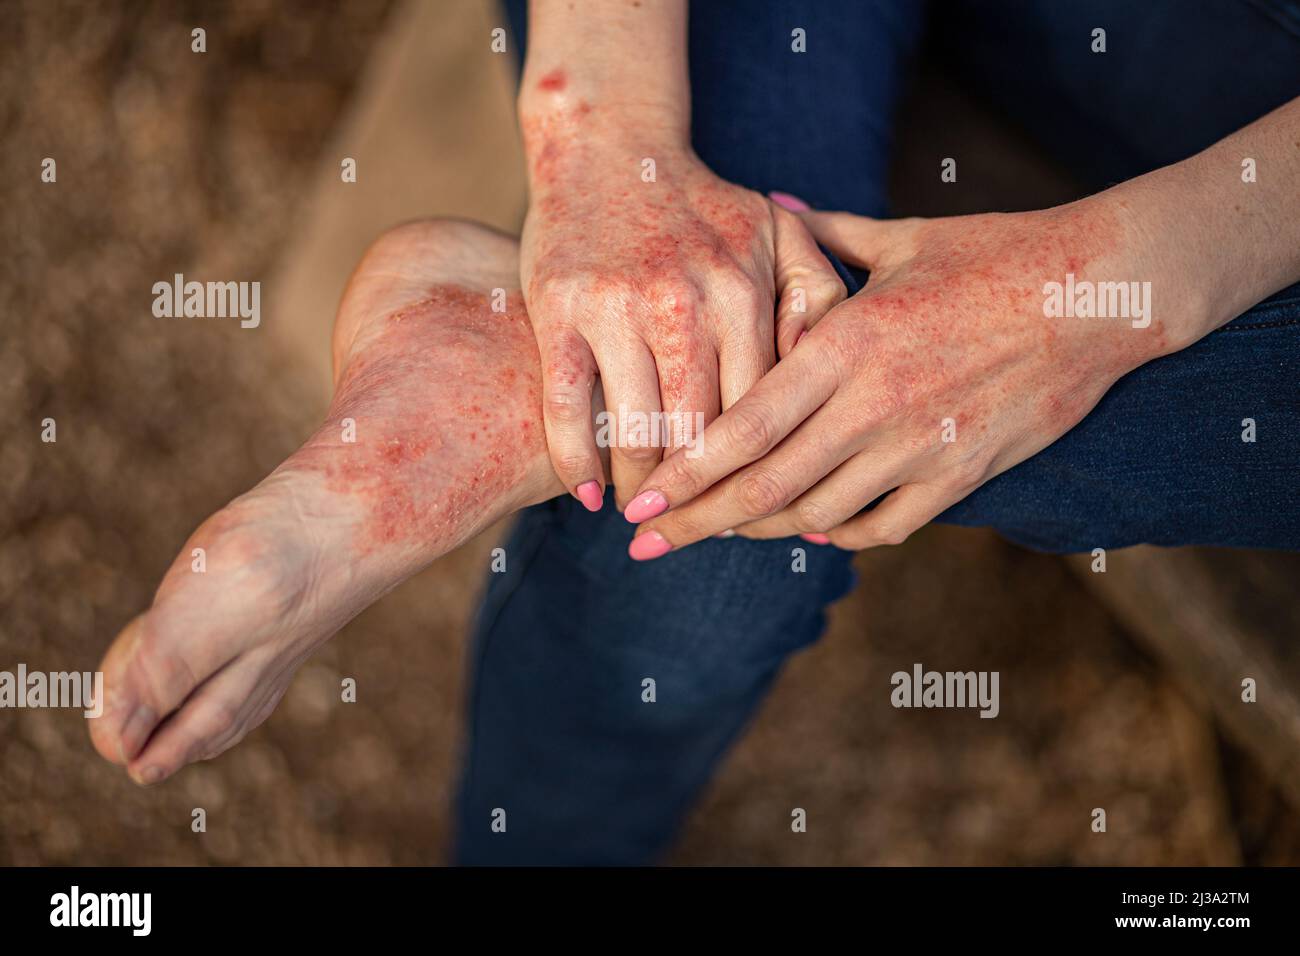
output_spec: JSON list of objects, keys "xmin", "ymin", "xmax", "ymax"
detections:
[{"xmin": 599, "ymin": 536, "xmax": 857, "ymax": 671}]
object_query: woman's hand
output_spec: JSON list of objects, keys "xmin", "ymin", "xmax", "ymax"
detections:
[
  {"xmin": 519, "ymin": 98, "xmax": 844, "ymax": 511},
  {"xmin": 622, "ymin": 195, "xmax": 1189, "ymax": 556}
]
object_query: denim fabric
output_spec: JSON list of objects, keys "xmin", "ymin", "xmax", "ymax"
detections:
[
  {"xmin": 931, "ymin": 0, "xmax": 1300, "ymax": 550},
  {"xmin": 455, "ymin": 0, "xmax": 1300, "ymax": 864}
]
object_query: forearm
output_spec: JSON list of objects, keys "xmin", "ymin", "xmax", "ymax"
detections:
[
  {"xmin": 518, "ymin": 0, "xmax": 690, "ymax": 176},
  {"xmin": 1110, "ymin": 96, "xmax": 1300, "ymax": 351}
]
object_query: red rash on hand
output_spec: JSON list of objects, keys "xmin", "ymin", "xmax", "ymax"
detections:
[
  {"xmin": 304, "ymin": 285, "xmax": 545, "ymax": 556},
  {"xmin": 819, "ymin": 202, "xmax": 1161, "ymax": 446},
  {"xmin": 537, "ymin": 68, "xmax": 567, "ymax": 92}
]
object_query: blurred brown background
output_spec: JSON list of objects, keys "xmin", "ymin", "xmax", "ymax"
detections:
[{"xmin": 3, "ymin": 0, "xmax": 1299, "ymax": 865}]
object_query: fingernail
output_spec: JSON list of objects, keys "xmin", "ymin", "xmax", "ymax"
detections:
[
  {"xmin": 769, "ymin": 191, "xmax": 811, "ymax": 212},
  {"xmin": 794, "ymin": 329, "xmax": 807, "ymax": 347},
  {"xmin": 574, "ymin": 480, "xmax": 603, "ymax": 512},
  {"xmin": 800, "ymin": 533, "xmax": 831, "ymax": 545},
  {"xmin": 624, "ymin": 490, "xmax": 668, "ymax": 523},
  {"xmin": 118, "ymin": 706, "xmax": 156, "ymax": 761},
  {"xmin": 628, "ymin": 531, "xmax": 671, "ymax": 561},
  {"xmin": 714, "ymin": 529, "xmax": 736, "ymax": 539}
]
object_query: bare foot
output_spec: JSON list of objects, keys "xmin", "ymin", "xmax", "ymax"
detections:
[{"xmin": 89, "ymin": 220, "xmax": 576, "ymax": 785}]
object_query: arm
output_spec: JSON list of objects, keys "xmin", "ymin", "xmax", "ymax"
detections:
[
  {"xmin": 519, "ymin": 0, "xmax": 690, "ymax": 144},
  {"xmin": 1113, "ymin": 96, "xmax": 1300, "ymax": 349}
]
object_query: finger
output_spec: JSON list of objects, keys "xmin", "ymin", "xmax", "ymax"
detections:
[
  {"xmin": 631, "ymin": 398, "xmax": 861, "ymax": 552},
  {"xmin": 770, "ymin": 203, "xmax": 847, "ymax": 357},
  {"xmin": 537, "ymin": 326, "xmax": 604, "ymax": 511},
  {"xmin": 794, "ymin": 209, "xmax": 902, "ymax": 272},
  {"xmin": 717, "ymin": 324, "xmax": 774, "ymax": 411},
  {"xmin": 730, "ymin": 447, "xmax": 909, "ymax": 540},
  {"xmin": 827, "ymin": 481, "xmax": 961, "ymax": 550},
  {"xmin": 597, "ymin": 340, "xmax": 665, "ymax": 511},
  {"xmin": 623, "ymin": 350, "xmax": 836, "ymax": 523},
  {"xmin": 715, "ymin": 276, "xmax": 776, "ymax": 411},
  {"xmin": 654, "ymin": 336, "xmax": 720, "ymax": 457}
]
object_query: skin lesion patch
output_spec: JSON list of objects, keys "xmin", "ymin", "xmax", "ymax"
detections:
[
  {"xmin": 306, "ymin": 283, "xmax": 542, "ymax": 557},
  {"xmin": 537, "ymin": 67, "xmax": 567, "ymax": 92}
]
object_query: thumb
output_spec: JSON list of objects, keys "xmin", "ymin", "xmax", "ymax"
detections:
[
  {"xmin": 771, "ymin": 192, "xmax": 902, "ymax": 272},
  {"xmin": 768, "ymin": 201, "xmax": 847, "ymax": 359}
]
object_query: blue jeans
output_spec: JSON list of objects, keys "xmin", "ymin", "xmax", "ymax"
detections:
[{"xmin": 454, "ymin": 0, "xmax": 1300, "ymax": 864}]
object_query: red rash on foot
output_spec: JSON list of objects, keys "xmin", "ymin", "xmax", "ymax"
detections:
[{"xmin": 305, "ymin": 285, "xmax": 545, "ymax": 556}]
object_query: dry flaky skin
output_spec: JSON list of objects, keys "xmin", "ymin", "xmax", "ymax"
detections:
[
  {"xmin": 89, "ymin": 221, "xmax": 571, "ymax": 786},
  {"xmin": 517, "ymin": 82, "xmax": 846, "ymax": 509},
  {"xmin": 631, "ymin": 196, "xmax": 1179, "ymax": 552}
]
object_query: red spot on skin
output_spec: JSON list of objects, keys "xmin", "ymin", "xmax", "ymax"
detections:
[
  {"xmin": 309, "ymin": 284, "xmax": 546, "ymax": 556},
  {"xmin": 537, "ymin": 68, "xmax": 566, "ymax": 93}
]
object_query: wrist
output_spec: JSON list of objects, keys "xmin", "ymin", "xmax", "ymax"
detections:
[
  {"xmin": 519, "ymin": 96, "xmax": 691, "ymax": 189},
  {"xmin": 519, "ymin": 0, "xmax": 690, "ymax": 145},
  {"xmin": 1086, "ymin": 187, "xmax": 1215, "ymax": 363}
]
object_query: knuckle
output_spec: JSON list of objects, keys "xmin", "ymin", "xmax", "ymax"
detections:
[
  {"xmin": 657, "ymin": 453, "xmax": 701, "ymax": 496},
  {"xmin": 831, "ymin": 526, "xmax": 873, "ymax": 551},
  {"xmin": 900, "ymin": 428, "xmax": 936, "ymax": 457},
  {"xmin": 859, "ymin": 377, "xmax": 911, "ymax": 426},
  {"xmin": 647, "ymin": 279, "xmax": 704, "ymax": 327},
  {"xmin": 719, "ymin": 272, "xmax": 763, "ymax": 314},
  {"xmin": 543, "ymin": 388, "xmax": 590, "ymax": 424},
  {"xmin": 821, "ymin": 274, "xmax": 849, "ymax": 306},
  {"xmin": 534, "ymin": 271, "xmax": 603, "ymax": 318},
  {"xmin": 803, "ymin": 274, "xmax": 847, "ymax": 311},
  {"xmin": 662, "ymin": 507, "xmax": 707, "ymax": 544},
  {"xmin": 794, "ymin": 497, "xmax": 839, "ymax": 533},
  {"xmin": 727, "ymin": 401, "xmax": 780, "ymax": 456},
  {"xmin": 617, "ymin": 443, "xmax": 663, "ymax": 467},
  {"xmin": 554, "ymin": 452, "xmax": 595, "ymax": 478},
  {"xmin": 946, "ymin": 454, "xmax": 990, "ymax": 492},
  {"xmin": 877, "ymin": 523, "xmax": 911, "ymax": 547},
  {"xmin": 842, "ymin": 519, "xmax": 910, "ymax": 550},
  {"xmin": 734, "ymin": 468, "xmax": 792, "ymax": 517}
]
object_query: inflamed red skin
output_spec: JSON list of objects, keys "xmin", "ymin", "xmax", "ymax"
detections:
[
  {"xmin": 517, "ymin": 84, "xmax": 847, "ymax": 513},
  {"xmin": 89, "ymin": 221, "xmax": 593, "ymax": 787},
  {"xmin": 628, "ymin": 198, "xmax": 1179, "ymax": 556}
]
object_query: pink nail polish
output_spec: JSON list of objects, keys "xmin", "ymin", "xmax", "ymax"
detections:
[
  {"xmin": 574, "ymin": 480, "xmax": 603, "ymax": 512},
  {"xmin": 624, "ymin": 490, "xmax": 668, "ymax": 523},
  {"xmin": 769, "ymin": 191, "xmax": 811, "ymax": 212},
  {"xmin": 714, "ymin": 529, "xmax": 736, "ymax": 539},
  {"xmin": 629, "ymin": 531, "xmax": 671, "ymax": 561},
  {"xmin": 800, "ymin": 533, "xmax": 831, "ymax": 545}
]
